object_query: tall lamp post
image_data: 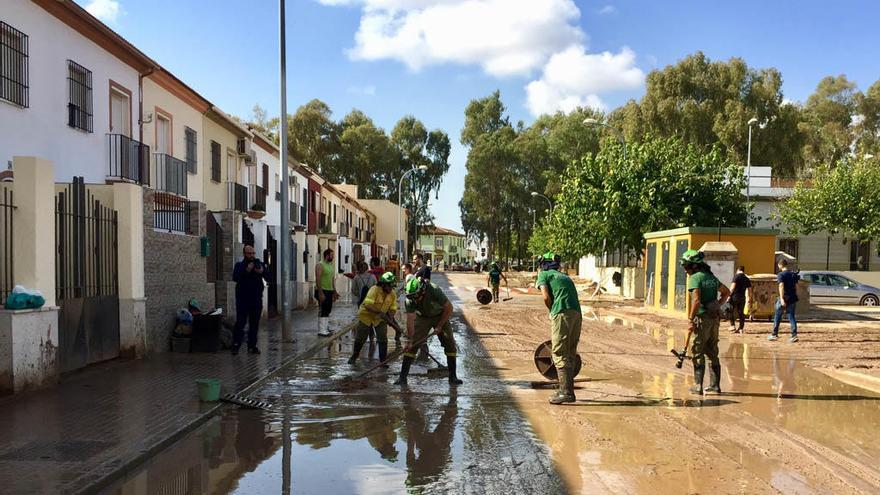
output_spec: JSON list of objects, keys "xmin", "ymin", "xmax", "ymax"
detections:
[
  {"xmin": 530, "ymin": 191, "xmax": 553, "ymax": 272},
  {"xmin": 398, "ymin": 165, "xmax": 428, "ymax": 262},
  {"xmin": 746, "ymin": 117, "xmax": 758, "ymax": 203},
  {"xmin": 583, "ymin": 118, "xmax": 626, "ymax": 160},
  {"xmin": 278, "ymin": 0, "xmax": 293, "ymax": 342}
]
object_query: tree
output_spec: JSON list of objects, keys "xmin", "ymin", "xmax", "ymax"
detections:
[
  {"xmin": 287, "ymin": 99, "xmax": 340, "ymax": 175},
  {"xmin": 777, "ymin": 157, "xmax": 880, "ymax": 241},
  {"xmin": 389, "ymin": 116, "xmax": 451, "ymax": 253},
  {"xmin": 336, "ymin": 109, "xmax": 397, "ymax": 198},
  {"xmin": 248, "ymin": 104, "xmax": 279, "ymax": 142},
  {"xmin": 611, "ymin": 52, "xmax": 807, "ymax": 177},
  {"xmin": 800, "ymin": 75, "xmax": 861, "ymax": 171},
  {"xmin": 855, "ymin": 79, "xmax": 880, "ymax": 156},
  {"xmin": 536, "ymin": 136, "xmax": 748, "ymax": 260}
]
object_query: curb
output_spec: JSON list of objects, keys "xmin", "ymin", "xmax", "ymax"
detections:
[{"xmin": 80, "ymin": 320, "xmax": 358, "ymax": 495}]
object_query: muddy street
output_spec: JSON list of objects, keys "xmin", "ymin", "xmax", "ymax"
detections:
[{"xmin": 106, "ymin": 273, "xmax": 880, "ymax": 494}]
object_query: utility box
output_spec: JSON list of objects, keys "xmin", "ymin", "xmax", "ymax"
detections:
[
  {"xmin": 699, "ymin": 241, "xmax": 738, "ymax": 287},
  {"xmin": 200, "ymin": 236, "xmax": 211, "ymax": 258}
]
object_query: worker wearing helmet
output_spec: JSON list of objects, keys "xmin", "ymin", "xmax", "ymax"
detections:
[
  {"xmin": 536, "ymin": 252, "xmax": 581, "ymax": 405},
  {"xmin": 395, "ymin": 277, "xmax": 461, "ymax": 387},
  {"xmin": 487, "ymin": 261, "xmax": 507, "ymax": 303},
  {"xmin": 681, "ymin": 249, "xmax": 731, "ymax": 395},
  {"xmin": 349, "ymin": 272, "xmax": 401, "ymax": 365}
]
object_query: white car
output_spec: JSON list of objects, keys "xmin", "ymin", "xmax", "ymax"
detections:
[{"xmin": 799, "ymin": 271, "xmax": 880, "ymax": 306}]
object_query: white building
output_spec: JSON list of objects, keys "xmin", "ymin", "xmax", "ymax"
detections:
[{"xmin": 1, "ymin": 0, "xmax": 153, "ymax": 182}]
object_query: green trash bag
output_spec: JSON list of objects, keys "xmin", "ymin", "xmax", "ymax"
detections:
[{"xmin": 5, "ymin": 287, "xmax": 46, "ymax": 310}]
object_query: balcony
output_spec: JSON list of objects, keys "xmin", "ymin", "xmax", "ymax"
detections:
[
  {"xmin": 107, "ymin": 134, "xmax": 149, "ymax": 185},
  {"xmin": 152, "ymin": 153, "xmax": 187, "ymax": 197},
  {"xmin": 227, "ymin": 182, "xmax": 247, "ymax": 213},
  {"xmin": 248, "ymin": 184, "xmax": 266, "ymax": 211}
]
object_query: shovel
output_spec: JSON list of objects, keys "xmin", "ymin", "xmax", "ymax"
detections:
[{"xmin": 671, "ymin": 326, "xmax": 694, "ymax": 368}]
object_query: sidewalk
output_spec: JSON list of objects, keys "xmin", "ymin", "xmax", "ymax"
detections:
[{"xmin": 0, "ymin": 302, "xmax": 357, "ymax": 494}]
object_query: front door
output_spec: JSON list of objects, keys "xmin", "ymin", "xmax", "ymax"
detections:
[
  {"xmin": 828, "ymin": 274, "xmax": 860, "ymax": 304},
  {"xmin": 156, "ymin": 114, "xmax": 170, "ymax": 155},
  {"xmin": 265, "ymin": 227, "xmax": 278, "ymax": 316}
]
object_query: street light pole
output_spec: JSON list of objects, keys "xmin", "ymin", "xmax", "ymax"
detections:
[
  {"xmin": 278, "ymin": 0, "xmax": 292, "ymax": 342},
  {"xmin": 398, "ymin": 165, "xmax": 428, "ymax": 262},
  {"xmin": 583, "ymin": 118, "xmax": 626, "ymax": 160},
  {"xmin": 747, "ymin": 117, "xmax": 758, "ymax": 204},
  {"xmin": 530, "ymin": 191, "xmax": 553, "ymax": 272},
  {"xmin": 531, "ymin": 191, "xmax": 553, "ymax": 210}
]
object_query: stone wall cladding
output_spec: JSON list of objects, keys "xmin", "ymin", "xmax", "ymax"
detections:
[{"xmin": 143, "ymin": 190, "xmax": 214, "ymax": 354}]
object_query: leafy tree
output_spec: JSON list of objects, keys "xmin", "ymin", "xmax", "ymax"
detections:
[
  {"xmin": 287, "ymin": 99, "xmax": 340, "ymax": 175},
  {"xmin": 777, "ymin": 157, "xmax": 880, "ymax": 241},
  {"xmin": 536, "ymin": 136, "xmax": 748, "ymax": 260},
  {"xmin": 800, "ymin": 75, "xmax": 861, "ymax": 171},
  {"xmin": 248, "ymin": 104, "xmax": 279, "ymax": 142},
  {"xmin": 336, "ymin": 110, "xmax": 396, "ymax": 198},
  {"xmin": 855, "ymin": 79, "xmax": 880, "ymax": 156}
]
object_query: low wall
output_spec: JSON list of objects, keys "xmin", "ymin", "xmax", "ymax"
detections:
[{"xmin": 143, "ymin": 191, "xmax": 214, "ymax": 353}]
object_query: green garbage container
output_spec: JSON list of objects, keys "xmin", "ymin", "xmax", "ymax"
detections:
[{"xmin": 196, "ymin": 378, "xmax": 221, "ymax": 402}]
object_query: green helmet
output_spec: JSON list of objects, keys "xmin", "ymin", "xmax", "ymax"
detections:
[
  {"xmin": 405, "ymin": 277, "xmax": 423, "ymax": 297},
  {"xmin": 680, "ymin": 249, "xmax": 704, "ymax": 265},
  {"xmin": 379, "ymin": 272, "xmax": 396, "ymax": 285},
  {"xmin": 490, "ymin": 261, "xmax": 499, "ymax": 268},
  {"xmin": 542, "ymin": 251, "xmax": 557, "ymax": 261}
]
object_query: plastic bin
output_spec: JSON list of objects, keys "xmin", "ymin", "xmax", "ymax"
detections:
[
  {"xmin": 196, "ymin": 378, "xmax": 221, "ymax": 402},
  {"xmin": 191, "ymin": 314, "xmax": 222, "ymax": 352}
]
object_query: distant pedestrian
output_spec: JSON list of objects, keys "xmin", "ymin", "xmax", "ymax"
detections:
[
  {"xmin": 769, "ymin": 259, "xmax": 800, "ymax": 343},
  {"xmin": 351, "ymin": 261, "xmax": 377, "ymax": 306},
  {"xmin": 413, "ymin": 253, "xmax": 431, "ymax": 281},
  {"xmin": 487, "ymin": 262, "xmax": 507, "ymax": 303},
  {"xmin": 729, "ymin": 266, "xmax": 752, "ymax": 333},
  {"xmin": 315, "ymin": 248, "xmax": 340, "ymax": 337},
  {"xmin": 681, "ymin": 250, "xmax": 731, "ymax": 395},
  {"xmin": 232, "ymin": 245, "xmax": 268, "ymax": 355},
  {"xmin": 386, "ymin": 254, "xmax": 401, "ymax": 279},
  {"xmin": 369, "ymin": 256, "xmax": 385, "ymax": 280},
  {"xmin": 536, "ymin": 252, "xmax": 581, "ymax": 405}
]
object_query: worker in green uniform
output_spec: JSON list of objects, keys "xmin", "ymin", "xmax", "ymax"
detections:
[
  {"xmin": 487, "ymin": 261, "xmax": 507, "ymax": 303},
  {"xmin": 349, "ymin": 272, "xmax": 400, "ymax": 365},
  {"xmin": 395, "ymin": 278, "xmax": 462, "ymax": 387},
  {"xmin": 536, "ymin": 252, "xmax": 581, "ymax": 405},
  {"xmin": 681, "ymin": 250, "xmax": 731, "ymax": 395}
]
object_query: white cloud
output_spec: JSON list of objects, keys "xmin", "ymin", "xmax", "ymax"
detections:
[
  {"xmin": 598, "ymin": 5, "xmax": 617, "ymax": 15},
  {"xmin": 525, "ymin": 45, "xmax": 644, "ymax": 116},
  {"xmin": 347, "ymin": 84, "xmax": 377, "ymax": 95},
  {"xmin": 84, "ymin": 0, "xmax": 122, "ymax": 24},
  {"xmin": 334, "ymin": 0, "xmax": 584, "ymax": 77}
]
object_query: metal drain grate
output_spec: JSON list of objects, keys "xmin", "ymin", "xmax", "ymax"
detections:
[{"xmin": 0, "ymin": 440, "xmax": 112, "ymax": 462}]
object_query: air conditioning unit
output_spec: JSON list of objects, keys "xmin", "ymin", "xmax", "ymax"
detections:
[
  {"xmin": 244, "ymin": 149, "xmax": 257, "ymax": 165},
  {"xmin": 236, "ymin": 137, "xmax": 251, "ymax": 156}
]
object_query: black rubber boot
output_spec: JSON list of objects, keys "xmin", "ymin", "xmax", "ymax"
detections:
[
  {"xmin": 689, "ymin": 365, "xmax": 706, "ymax": 395},
  {"xmin": 394, "ymin": 356, "xmax": 413, "ymax": 386},
  {"xmin": 347, "ymin": 342, "xmax": 363, "ymax": 365},
  {"xmin": 549, "ymin": 367, "xmax": 575, "ymax": 404},
  {"xmin": 704, "ymin": 363, "xmax": 722, "ymax": 394},
  {"xmin": 447, "ymin": 356, "xmax": 463, "ymax": 385},
  {"xmin": 378, "ymin": 342, "xmax": 389, "ymax": 368}
]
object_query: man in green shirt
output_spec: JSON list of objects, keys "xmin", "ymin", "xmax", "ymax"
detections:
[
  {"xmin": 536, "ymin": 252, "xmax": 582, "ymax": 405},
  {"xmin": 681, "ymin": 250, "xmax": 731, "ymax": 395},
  {"xmin": 315, "ymin": 248, "xmax": 339, "ymax": 337},
  {"xmin": 487, "ymin": 261, "xmax": 506, "ymax": 303},
  {"xmin": 395, "ymin": 278, "xmax": 461, "ymax": 387}
]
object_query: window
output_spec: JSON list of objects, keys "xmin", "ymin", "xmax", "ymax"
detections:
[
  {"xmin": 779, "ymin": 238, "xmax": 799, "ymax": 259},
  {"xmin": 210, "ymin": 141, "xmax": 221, "ymax": 182},
  {"xmin": 435, "ymin": 237, "xmax": 444, "ymax": 250},
  {"xmin": 0, "ymin": 21, "xmax": 28, "ymax": 107},
  {"xmin": 66, "ymin": 60, "xmax": 92, "ymax": 132},
  {"xmin": 184, "ymin": 127, "xmax": 197, "ymax": 174},
  {"xmin": 829, "ymin": 275, "xmax": 854, "ymax": 288}
]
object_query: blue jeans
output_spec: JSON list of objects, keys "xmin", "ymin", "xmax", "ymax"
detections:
[{"xmin": 772, "ymin": 300, "xmax": 797, "ymax": 337}]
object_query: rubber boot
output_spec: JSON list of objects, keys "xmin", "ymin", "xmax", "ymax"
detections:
[
  {"xmin": 689, "ymin": 365, "xmax": 706, "ymax": 395},
  {"xmin": 549, "ymin": 367, "xmax": 575, "ymax": 404},
  {"xmin": 347, "ymin": 342, "xmax": 363, "ymax": 365},
  {"xmin": 394, "ymin": 356, "xmax": 413, "ymax": 386},
  {"xmin": 318, "ymin": 318, "xmax": 331, "ymax": 336},
  {"xmin": 447, "ymin": 356, "xmax": 463, "ymax": 385},
  {"xmin": 704, "ymin": 363, "xmax": 722, "ymax": 394},
  {"xmin": 378, "ymin": 341, "xmax": 389, "ymax": 368}
]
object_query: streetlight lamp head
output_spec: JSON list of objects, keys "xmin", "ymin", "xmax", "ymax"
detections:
[
  {"xmin": 748, "ymin": 117, "xmax": 759, "ymax": 126},
  {"xmin": 866, "ymin": 154, "xmax": 875, "ymax": 160},
  {"xmin": 583, "ymin": 118, "xmax": 599, "ymax": 125},
  {"xmin": 417, "ymin": 165, "xmax": 428, "ymax": 171},
  {"xmin": 530, "ymin": 191, "xmax": 538, "ymax": 196}
]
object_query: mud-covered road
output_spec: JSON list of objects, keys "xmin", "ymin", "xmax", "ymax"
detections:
[{"xmin": 107, "ymin": 273, "xmax": 880, "ymax": 494}]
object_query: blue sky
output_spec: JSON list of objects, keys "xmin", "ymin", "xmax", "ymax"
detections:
[{"xmin": 79, "ymin": 0, "xmax": 880, "ymax": 232}]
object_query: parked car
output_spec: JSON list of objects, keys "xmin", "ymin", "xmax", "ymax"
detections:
[{"xmin": 799, "ymin": 271, "xmax": 880, "ymax": 306}]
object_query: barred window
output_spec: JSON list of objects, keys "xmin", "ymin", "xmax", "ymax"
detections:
[
  {"xmin": 67, "ymin": 60, "xmax": 93, "ymax": 132},
  {"xmin": 1, "ymin": 21, "xmax": 29, "ymax": 108},
  {"xmin": 210, "ymin": 141, "xmax": 221, "ymax": 182},
  {"xmin": 185, "ymin": 127, "xmax": 197, "ymax": 174}
]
